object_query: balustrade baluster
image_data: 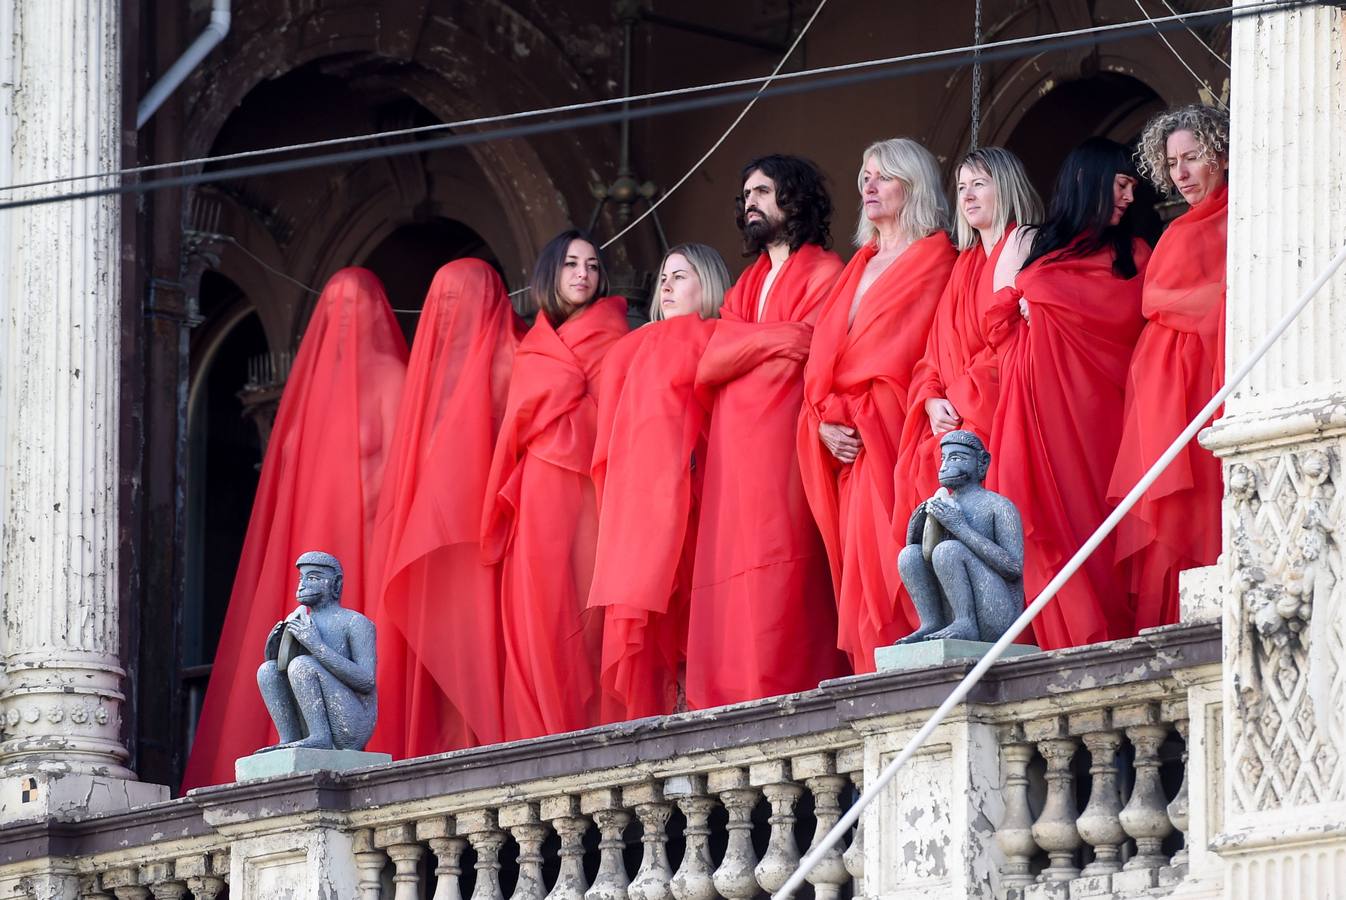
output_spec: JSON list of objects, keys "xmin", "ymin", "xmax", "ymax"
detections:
[
  {"xmin": 354, "ymin": 828, "xmax": 388, "ymax": 900},
  {"xmin": 143, "ymin": 861, "xmax": 186, "ymax": 900},
  {"xmin": 1119, "ymin": 721, "xmax": 1175, "ymax": 871},
  {"xmin": 420, "ymin": 816, "xmax": 468, "ymax": 900},
  {"xmin": 838, "ymin": 748, "xmax": 867, "ymax": 900},
  {"xmin": 1167, "ymin": 716, "xmax": 1192, "ymax": 870},
  {"xmin": 461, "ymin": 809, "xmax": 509, "ymax": 900},
  {"xmin": 995, "ymin": 725, "xmax": 1038, "ymax": 890},
  {"xmin": 175, "ymin": 852, "xmax": 227, "ymax": 900},
  {"xmin": 665, "ymin": 774, "xmax": 717, "ymax": 900},
  {"xmin": 77, "ymin": 875, "xmax": 113, "ymax": 900},
  {"xmin": 1027, "ymin": 717, "xmax": 1082, "ymax": 883},
  {"xmin": 502, "ymin": 802, "xmax": 549, "ymax": 900},
  {"xmin": 101, "ymin": 868, "xmax": 149, "ymax": 900},
  {"xmin": 709, "ymin": 767, "xmax": 760, "ymax": 900},
  {"xmin": 584, "ymin": 788, "xmax": 632, "ymax": 900},
  {"xmin": 625, "ymin": 782, "xmax": 674, "ymax": 900},
  {"xmin": 751, "ymin": 760, "xmax": 802, "ymax": 894},
  {"xmin": 791, "ymin": 752, "xmax": 849, "ymax": 900},
  {"xmin": 543, "ymin": 795, "xmax": 591, "ymax": 900},
  {"xmin": 377, "ymin": 822, "xmax": 427, "ymax": 900},
  {"xmin": 1073, "ymin": 711, "xmax": 1126, "ymax": 877}
]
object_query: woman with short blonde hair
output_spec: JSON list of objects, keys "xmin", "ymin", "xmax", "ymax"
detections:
[
  {"xmin": 648, "ymin": 243, "xmax": 731, "ymax": 321},
  {"xmin": 851, "ymin": 137, "xmax": 949, "ymax": 248}
]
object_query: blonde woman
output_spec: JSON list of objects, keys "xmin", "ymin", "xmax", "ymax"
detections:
[
  {"xmin": 590, "ymin": 242, "xmax": 731, "ymax": 721},
  {"xmin": 797, "ymin": 138, "xmax": 959, "ymax": 673}
]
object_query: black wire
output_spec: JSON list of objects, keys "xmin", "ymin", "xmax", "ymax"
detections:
[{"xmin": 0, "ymin": 1, "xmax": 1318, "ymax": 214}]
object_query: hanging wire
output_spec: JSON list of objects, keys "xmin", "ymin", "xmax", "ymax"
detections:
[
  {"xmin": 600, "ymin": 0, "xmax": 830, "ymax": 249},
  {"xmin": 1132, "ymin": 0, "xmax": 1230, "ymax": 108},
  {"xmin": 1156, "ymin": 0, "xmax": 1233, "ymax": 68},
  {"xmin": 970, "ymin": 0, "xmax": 984, "ymax": 151},
  {"xmin": 0, "ymin": 0, "xmax": 1297, "ymax": 200}
]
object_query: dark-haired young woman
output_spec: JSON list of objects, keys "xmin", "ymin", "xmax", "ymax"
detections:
[
  {"xmin": 481, "ymin": 230, "xmax": 629, "ymax": 739},
  {"xmin": 987, "ymin": 138, "xmax": 1152, "ymax": 651}
]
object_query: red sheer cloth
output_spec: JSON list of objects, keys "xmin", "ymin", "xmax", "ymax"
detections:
[
  {"xmin": 366, "ymin": 259, "xmax": 523, "ymax": 758},
  {"xmin": 798, "ymin": 234, "xmax": 957, "ymax": 672},
  {"xmin": 481, "ymin": 296, "xmax": 629, "ymax": 739},
  {"xmin": 589, "ymin": 315, "xmax": 715, "ymax": 721},
  {"xmin": 987, "ymin": 238, "xmax": 1151, "ymax": 650},
  {"xmin": 687, "ymin": 244, "xmax": 849, "ymax": 708},
  {"xmin": 896, "ymin": 230, "xmax": 1015, "ymax": 521},
  {"xmin": 1108, "ymin": 186, "xmax": 1228, "ymax": 632},
  {"xmin": 182, "ymin": 268, "xmax": 408, "ymax": 791}
]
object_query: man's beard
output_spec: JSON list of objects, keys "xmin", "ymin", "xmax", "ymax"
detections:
[{"xmin": 742, "ymin": 211, "xmax": 783, "ymax": 252}]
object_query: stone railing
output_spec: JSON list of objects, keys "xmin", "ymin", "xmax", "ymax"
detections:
[{"xmin": 0, "ymin": 621, "xmax": 1221, "ymax": 900}]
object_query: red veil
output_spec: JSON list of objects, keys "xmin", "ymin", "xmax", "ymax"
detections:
[
  {"xmin": 481, "ymin": 296, "xmax": 628, "ymax": 739},
  {"xmin": 182, "ymin": 268, "xmax": 407, "ymax": 790},
  {"xmin": 367, "ymin": 259, "xmax": 523, "ymax": 758},
  {"xmin": 589, "ymin": 315, "xmax": 715, "ymax": 721},
  {"xmin": 1109, "ymin": 186, "xmax": 1228, "ymax": 631},
  {"xmin": 798, "ymin": 234, "xmax": 956, "ymax": 672}
]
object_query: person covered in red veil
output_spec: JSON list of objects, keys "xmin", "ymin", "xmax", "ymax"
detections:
[
  {"xmin": 797, "ymin": 138, "xmax": 957, "ymax": 673},
  {"xmin": 481, "ymin": 230, "xmax": 629, "ymax": 739},
  {"xmin": 1108, "ymin": 105, "xmax": 1230, "ymax": 633},
  {"xmin": 687, "ymin": 154, "xmax": 848, "ymax": 709},
  {"xmin": 895, "ymin": 147, "xmax": 1042, "ymax": 527},
  {"xmin": 366, "ymin": 258, "xmax": 524, "ymax": 758},
  {"xmin": 182, "ymin": 268, "xmax": 407, "ymax": 790},
  {"xmin": 986, "ymin": 138, "xmax": 1152, "ymax": 651},
  {"xmin": 589, "ymin": 243, "xmax": 731, "ymax": 722}
]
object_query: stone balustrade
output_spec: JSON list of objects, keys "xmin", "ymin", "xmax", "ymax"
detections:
[{"xmin": 0, "ymin": 621, "xmax": 1220, "ymax": 900}]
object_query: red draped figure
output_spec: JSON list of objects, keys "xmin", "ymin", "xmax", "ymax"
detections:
[
  {"xmin": 1109, "ymin": 105, "xmax": 1230, "ymax": 632},
  {"xmin": 367, "ymin": 259, "xmax": 524, "ymax": 758},
  {"xmin": 688, "ymin": 155, "xmax": 848, "ymax": 708},
  {"xmin": 182, "ymin": 268, "xmax": 407, "ymax": 790},
  {"xmin": 589, "ymin": 244, "xmax": 731, "ymax": 721},
  {"xmin": 988, "ymin": 139, "xmax": 1152, "ymax": 651},
  {"xmin": 799, "ymin": 138, "xmax": 957, "ymax": 672},
  {"xmin": 482, "ymin": 231, "xmax": 628, "ymax": 739}
]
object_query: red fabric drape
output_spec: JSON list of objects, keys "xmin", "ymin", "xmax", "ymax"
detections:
[
  {"xmin": 896, "ymin": 230, "xmax": 1014, "ymax": 522},
  {"xmin": 481, "ymin": 296, "xmax": 628, "ymax": 739},
  {"xmin": 589, "ymin": 315, "xmax": 715, "ymax": 721},
  {"xmin": 687, "ymin": 244, "xmax": 848, "ymax": 709},
  {"xmin": 182, "ymin": 268, "xmax": 408, "ymax": 791},
  {"xmin": 986, "ymin": 238, "xmax": 1151, "ymax": 651},
  {"xmin": 797, "ymin": 234, "xmax": 957, "ymax": 672},
  {"xmin": 366, "ymin": 259, "xmax": 524, "ymax": 759},
  {"xmin": 1108, "ymin": 186, "xmax": 1228, "ymax": 632}
]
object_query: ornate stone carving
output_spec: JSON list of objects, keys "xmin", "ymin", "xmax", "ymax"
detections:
[{"xmin": 1226, "ymin": 443, "xmax": 1344, "ymax": 814}]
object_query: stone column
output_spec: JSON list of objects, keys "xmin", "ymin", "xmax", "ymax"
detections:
[
  {"xmin": 0, "ymin": 0, "xmax": 168, "ymax": 822},
  {"xmin": 1201, "ymin": 3, "xmax": 1346, "ymax": 894}
]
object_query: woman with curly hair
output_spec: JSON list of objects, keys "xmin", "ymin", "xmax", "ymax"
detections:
[
  {"xmin": 796, "ymin": 138, "xmax": 958, "ymax": 672},
  {"xmin": 686, "ymin": 154, "xmax": 849, "ymax": 707},
  {"xmin": 1108, "ymin": 104, "xmax": 1230, "ymax": 634},
  {"xmin": 987, "ymin": 138, "xmax": 1153, "ymax": 650}
]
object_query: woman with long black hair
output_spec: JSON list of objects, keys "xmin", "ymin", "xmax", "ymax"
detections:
[{"xmin": 986, "ymin": 137, "xmax": 1152, "ymax": 651}]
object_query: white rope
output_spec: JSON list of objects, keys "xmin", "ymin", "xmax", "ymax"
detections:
[
  {"xmin": 599, "ymin": 0, "xmax": 830, "ymax": 250},
  {"xmin": 1132, "ymin": 0, "xmax": 1230, "ymax": 108},
  {"xmin": 0, "ymin": 0, "xmax": 1292, "ymax": 196},
  {"xmin": 1157, "ymin": 0, "xmax": 1233, "ymax": 68},
  {"xmin": 772, "ymin": 237, "xmax": 1346, "ymax": 900}
]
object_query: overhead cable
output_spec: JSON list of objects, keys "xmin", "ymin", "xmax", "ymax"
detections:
[
  {"xmin": 0, "ymin": 0, "xmax": 1302, "ymax": 200},
  {"xmin": 1132, "ymin": 0, "xmax": 1230, "ymax": 108}
]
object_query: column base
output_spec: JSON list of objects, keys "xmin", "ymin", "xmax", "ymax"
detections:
[{"xmin": 0, "ymin": 767, "xmax": 169, "ymax": 825}]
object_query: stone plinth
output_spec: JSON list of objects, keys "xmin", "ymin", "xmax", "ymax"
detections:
[
  {"xmin": 874, "ymin": 639, "xmax": 1039, "ymax": 671},
  {"xmin": 234, "ymin": 748, "xmax": 393, "ymax": 782},
  {"xmin": 0, "ymin": 770, "xmax": 168, "ymax": 824}
]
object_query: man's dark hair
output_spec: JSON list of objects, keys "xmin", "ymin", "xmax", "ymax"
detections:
[
  {"xmin": 735, "ymin": 154, "xmax": 833, "ymax": 255},
  {"xmin": 1021, "ymin": 137, "xmax": 1148, "ymax": 279},
  {"xmin": 530, "ymin": 228, "xmax": 610, "ymax": 328}
]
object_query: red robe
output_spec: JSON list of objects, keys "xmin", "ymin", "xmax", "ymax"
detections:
[
  {"xmin": 367, "ymin": 259, "xmax": 523, "ymax": 758},
  {"xmin": 182, "ymin": 268, "xmax": 407, "ymax": 790},
  {"xmin": 481, "ymin": 296, "xmax": 628, "ymax": 739},
  {"xmin": 896, "ymin": 230, "xmax": 1014, "ymax": 519},
  {"xmin": 1108, "ymin": 186, "xmax": 1228, "ymax": 632},
  {"xmin": 589, "ymin": 315, "xmax": 714, "ymax": 721},
  {"xmin": 798, "ymin": 235, "xmax": 957, "ymax": 672},
  {"xmin": 687, "ymin": 244, "xmax": 848, "ymax": 709},
  {"xmin": 987, "ymin": 237, "xmax": 1151, "ymax": 650}
]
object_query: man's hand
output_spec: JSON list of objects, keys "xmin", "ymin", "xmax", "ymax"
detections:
[
  {"xmin": 819, "ymin": 422, "xmax": 862, "ymax": 464},
  {"xmin": 926, "ymin": 496, "xmax": 966, "ymax": 531},
  {"xmin": 925, "ymin": 397, "xmax": 962, "ymax": 435}
]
